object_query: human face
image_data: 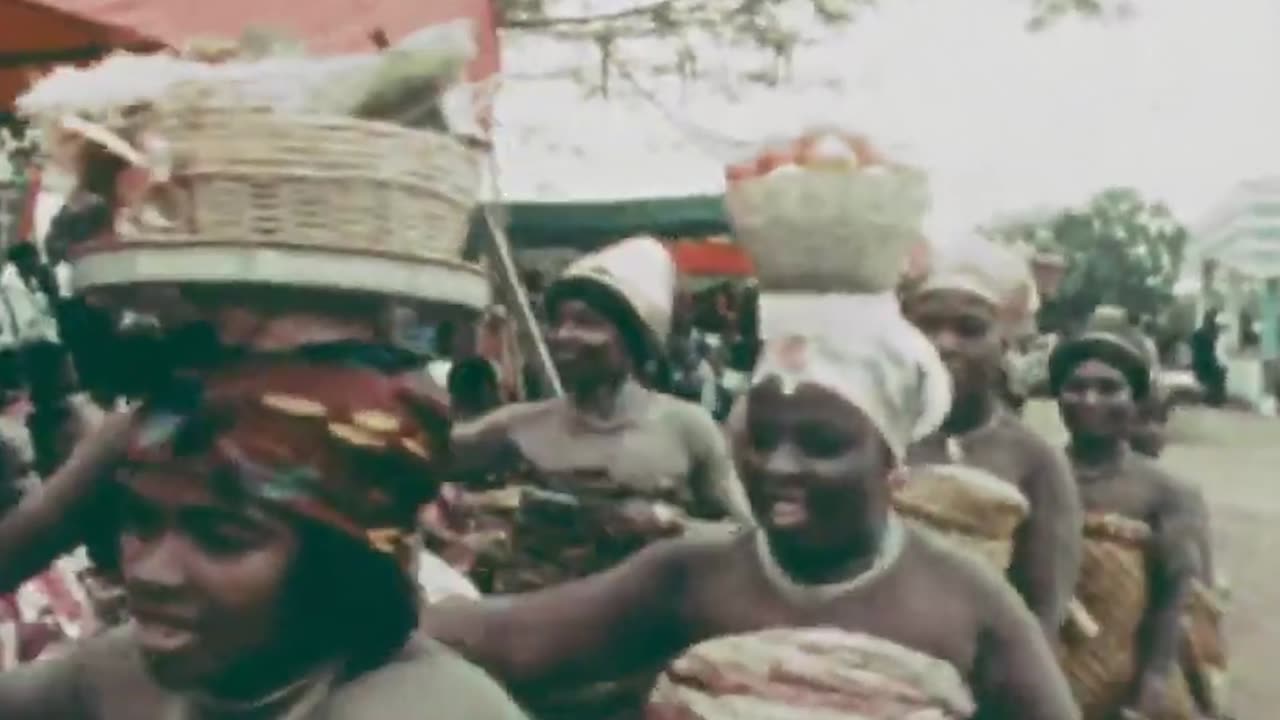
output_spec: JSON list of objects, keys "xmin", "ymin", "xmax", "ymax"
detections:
[
  {"xmin": 906, "ymin": 290, "xmax": 1003, "ymax": 401},
  {"xmin": 1057, "ymin": 358, "xmax": 1135, "ymax": 441},
  {"xmin": 549, "ymin": 298, "xmax": 629, "ymax": 386},
  {"xmin": 734, "ymin": 381, "xmax": 895, "ymax": 558},
  {"xmin": 117, "ymin": 467, "xmax": 299, "ymax": 692}
]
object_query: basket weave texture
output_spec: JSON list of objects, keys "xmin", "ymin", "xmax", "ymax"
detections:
[
  {"xmin": 725, "ymin": 168, "xmax": 928, "ymax": 293},
  {"xmin": 893, "ymin": 464, "xmax": 1029, "ymax": 571},
  {"xmin": 1056, "ymin": 514, "xmax": 1150, "ymax": 719},
  {"xmin": 122, "ymin": 109, "xmax": 479, "ymax": 261}
]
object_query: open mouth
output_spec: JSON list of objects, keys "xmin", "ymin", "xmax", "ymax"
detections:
[
  {"xmin": 768, "ymin": 499, "xmax": 809, "ymax": 528},
  {"xmin": 131, "ymin": 610, "xmax": 200, "ymax": 654}
]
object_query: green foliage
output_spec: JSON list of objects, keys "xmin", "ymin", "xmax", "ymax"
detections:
[{"xmin": 982, "ymin": 188, "xmax": 1188, "ymax": 334}]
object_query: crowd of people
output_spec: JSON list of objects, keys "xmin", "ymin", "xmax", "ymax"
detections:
[{"xmin": 0, "ymin": 36, "xmax": 1232, "ymax": 720}]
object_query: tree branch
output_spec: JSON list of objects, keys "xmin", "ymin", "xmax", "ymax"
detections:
[{"xmin": 502, "ymin": 0, "xmax": 681, "ymax": 29}]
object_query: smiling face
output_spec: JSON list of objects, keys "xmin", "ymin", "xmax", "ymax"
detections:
[
  {"xmin": 1057, "ymin": 358, "xmax": 1136, "ymax": 441},
  {"xmin": 734, "ymin": 380, "xmax": 896, "ymax": 563},
  {"xmin": 548, "ymin": 298, "xmax": 630, "ymax": 386},
  {"xmin": 906, "ymin": 290, "xmax": 1003, "ymax": 402},
  {"xmin": 117, "ymin": 466, "xmax": 299, "ymax": 692}
]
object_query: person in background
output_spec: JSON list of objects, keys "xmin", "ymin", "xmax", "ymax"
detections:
[
  {"xmin": 451, "ymin": 237, "xmax": 752, "ymax": 573},
  {"xmin": 427, "ymin": 320, "xmax": 457, "ymax": 390},
  {"xmin": 904, "ymin": 236, "xmax": 1082, "ymax": 636},
  {"xmin": 425, "ymin": 291, "xmax": 1078, "ymax": 720},
  {"xmin": 448, "ymin": 357, "xmax": 503, "ymax": 423},
  {"xmin": 1190, "ymin": 309, "xmax": 1226, "ymax": 406},
  {"xmin": 1048, "ymin": 317, "xmax": 1217, "ymax": 719}
]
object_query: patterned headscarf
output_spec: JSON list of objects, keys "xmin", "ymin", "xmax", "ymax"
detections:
[
  {"xmin": 752, "ymin": 292, "xmax": 952, "ymax": 462},
  {"xmin": 121, "ymin": 345, "xmax": 449, "ymax": 568}
]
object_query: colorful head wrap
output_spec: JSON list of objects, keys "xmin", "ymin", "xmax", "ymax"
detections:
[
  {"xmin": 913, "ymin": 236, "xmax": 1039, "ymax": 339},
  {"xmin": 121, "ymin": 345, "xmax": 449, "ymax": 568},
  {"xmin": 752, "ymin": 292, "xmax": 952, "ymax": 462}
]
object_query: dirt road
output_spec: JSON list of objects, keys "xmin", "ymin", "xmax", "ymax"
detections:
[{"xmin": 1024, "ymin": 401, "xmax": 1275, "ymax": 718}]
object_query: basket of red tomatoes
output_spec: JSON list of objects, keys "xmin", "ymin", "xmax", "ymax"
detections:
[{"xmin": 723, "ymin": 130, "xmax": 930, "ymax": 293}]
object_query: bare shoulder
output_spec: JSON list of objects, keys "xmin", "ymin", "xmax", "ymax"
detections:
[
  {"xmin": 651, "ymin": 392, "xmax": 719, "ymax": 432},
  {"xmin": 327, "ymin": 636, "xmax": 530, "ymax": 719},
  {"xmin": 451, "ymin": 399, "xmax": 562, "ymax": 443},
  {"xmin": 903, "ymin": 527, "xmax": 1029, "ymax": 619},
  {"xmin": 995, "ymin": 412, "xmax": 1064, "ymax": 470}
]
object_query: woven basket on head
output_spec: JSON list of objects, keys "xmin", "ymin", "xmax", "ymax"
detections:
[
  {"xmin": 725, "ymin": 167, "xmax": 928, "ymax": 293},
  {"xmin": 125, "ymin": 109, "xmax": 478, "ymax": 257},
  {"xmin": 893, "ymin": 464, "xmax": 1029, "ymax": 571}
]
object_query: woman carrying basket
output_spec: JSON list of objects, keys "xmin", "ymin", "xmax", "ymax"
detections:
[
  {"xmin": 424, "ymin": 130, "xmax": 1079, "ymax": 720},
  {"xmin": 1050, "ymin": 315, "xmax": 1224, "ymax": 720},
  {"xmin": 903, "ymin": 237, "xmax": 1084, "ymax": 636},
  {"xmin": 0, "ymin": 347, "xmax": 529, "ymax": 719}
]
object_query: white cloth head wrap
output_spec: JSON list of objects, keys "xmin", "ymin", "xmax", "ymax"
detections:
[
  {"xmin": 753, "ymin": 291, "xmax": 952, "ymax": 462},
  {"xmin": 914, "ymin": 236, "xmax": 1039, "ymax": 339}
]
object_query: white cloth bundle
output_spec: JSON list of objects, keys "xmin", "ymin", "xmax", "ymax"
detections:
[{"xmin": 753, "ymin": 292, "xmax": 951, "ymax": 462}]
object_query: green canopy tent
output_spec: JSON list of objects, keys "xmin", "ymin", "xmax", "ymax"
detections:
[{"xmin": 467, "ymin": 195, "xmax": 728, "ymax": 257}]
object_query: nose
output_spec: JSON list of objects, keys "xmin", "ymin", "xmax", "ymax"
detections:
[
  {"xmin": 762, "ymin": 443, "xmax": 804, "ymax": 477},
  {"xmin": 930, "ymin": 329, "xmax": 961, "ymax": 357},
  {"xmin": 125, "ymin": 532, "xmax": 189, "ymax": 593}
]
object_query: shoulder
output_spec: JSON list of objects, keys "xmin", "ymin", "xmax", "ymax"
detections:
[
  {"xmin": 901, "ymin": 527, "xmax": 1013, "ymax": 600},
  {"xmin": 649, "ymin": 392, "xmax": 724, "ymax": 445},
  {"xmin": 1126, "ymin": 454, "xmax": 1207, "ymax": 516},
  {"xmin": 328, "ymin": 637, "xmax": 529, "ymax": 719},
  {"xmin": 452, "ymin": 399, "xmax": 561, "ymax": 442},
  {"xmin": 994, "ymin": 413, "xmax": 1071, "ymax": 484}
]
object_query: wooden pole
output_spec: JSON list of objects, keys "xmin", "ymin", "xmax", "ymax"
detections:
[{"xmin": 476, "ymin": 202, "xmax": 563, "ymax": 398}]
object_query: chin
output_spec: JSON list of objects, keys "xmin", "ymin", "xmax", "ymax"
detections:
[{"xmin": 140, "ymin": 650, "xmax": 208, "ymax": 691}]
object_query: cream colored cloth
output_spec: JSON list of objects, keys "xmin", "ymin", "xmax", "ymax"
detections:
[
  {"xmin": 915, "ymin": 236, "xmax": 1038, "ymax": 338},
  {"xmin": 752, "ymin": 291, "xmax": 951, "ymax": 461}
]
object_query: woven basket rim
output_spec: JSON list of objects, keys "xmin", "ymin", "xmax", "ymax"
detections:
[
  {"xmin": 70, "ymin": 238, "xmax": 485, "ymax": 272},
  {"xmin": 893, "ymin": 497, "xmax": 1012, "ymax": 540},
  {"xmin": 1083, "ymin": 513, "xmax": 1151, "ymax": 545}
]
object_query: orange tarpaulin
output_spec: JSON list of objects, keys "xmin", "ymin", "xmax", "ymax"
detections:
[
  {"xmin": 1, "ymin": 0, "xmax": 500, "ymax": 108},
  {"xmin": 667, "ymin": 239, "xmax": 755, "ymax": 278}
]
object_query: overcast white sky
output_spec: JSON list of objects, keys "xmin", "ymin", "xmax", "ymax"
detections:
[{"xmin": 494, "ymin": 0, "xmax": 1280, "ymax": 239}]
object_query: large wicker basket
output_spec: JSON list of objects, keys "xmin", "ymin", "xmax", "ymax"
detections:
[
  {"xmin": 74, "ymin": 109, "xmax": 484, "ymax": 307},
  {"xmin": 724, "ymin": 167, "xmax": 928, "ymax": 293},
  {"xmin": 893, "ymin": 464, "xmax": 1029, "ymax": 571}
]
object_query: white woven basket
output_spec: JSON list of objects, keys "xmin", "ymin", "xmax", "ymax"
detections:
[
  {"xmin": 725, "ymin": 167, "xmax": 928, "ymax": 293},
  {"xmin": 119, "ymin": 108, "xmax": 479, "ymax": 261}
]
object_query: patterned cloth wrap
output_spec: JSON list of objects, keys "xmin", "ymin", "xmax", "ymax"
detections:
[
  {"xmin": 647, "ymin": 627, "xmax": 976, "ymax": 720},
  {"xmin": 121, "ymin": 343, "xmax": 451, "ymax": 572}
]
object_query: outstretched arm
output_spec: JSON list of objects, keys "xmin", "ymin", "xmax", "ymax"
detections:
[
  {"xmin": 422, "ymin": 538, "xmax": 694, "ymax": 690},
  {"xmin": 0, "ymin": 410, "xmax": 133, "ymax": 592},
  {"xmin": 1011, "ymin": 444, "xmax": 1082, "ymax": 634},
  {"xmin": 972, "ymin": 581, "xmax": 1080, "ymax": 720}
]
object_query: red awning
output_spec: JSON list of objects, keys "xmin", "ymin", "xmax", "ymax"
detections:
[
  {"xmin": 1, "ymin": 0, "xmax": 500, "ymax": 108},
  {"xmin": 667, "ymin": 239, "xmax": 755, "ymax": 278}
]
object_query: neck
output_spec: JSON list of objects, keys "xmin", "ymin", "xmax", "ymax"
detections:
[
  {"xmin": 769, "ymin": 523, "xmax": 888, "ymax": 587},
  {"xmin": 1068, "ymin": 434, "xmax": 1126, "ymax": 468},
  {"xmin": 568, "ymin": 374, "xmax": 629, "ymax": 418},
  {"xmin": 942, "ymin": 391, "xmax": 996, "ymax": 436}
]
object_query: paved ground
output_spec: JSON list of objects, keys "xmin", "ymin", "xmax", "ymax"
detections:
[{"xmin": 1024, "ymin": 400, "xmax": 1276, "ymax": 719}]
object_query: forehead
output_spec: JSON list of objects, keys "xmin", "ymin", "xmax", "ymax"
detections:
[
  {"xmin": 122, "ymin": 463, "xmax": 257, "ymax": 517},
  {"xmin": 1066, "ymin": 358, "xmax": 1128, "ymax": 383},
  {"xmin": 747, "ymin": 379, "xmax": 875, "ymax": 430},
  {"xmin": 553, "ymin": 297, "xmax": 610, "ymax": 324},
  {"xmin": 909, "ymin": 290, "xmax": 997, "ymax": 320}
]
